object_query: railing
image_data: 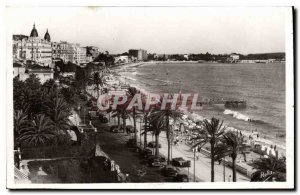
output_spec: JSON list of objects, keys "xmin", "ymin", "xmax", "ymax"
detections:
[
  {"xmin": 14, "ymin": 166, "xmax": 29, "ymax": 180},
  {"xmin": 188, "ymin": 144, "xmax": 252, "ymax": 177}
]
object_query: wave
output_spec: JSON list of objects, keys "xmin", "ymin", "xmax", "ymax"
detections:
[
  {"xmin": 223, "ymin": 109, "xmax": 250, "ymax": 121},
  {"xmin": 223, "ymin": 109, "xmax": 271, "ymax": 126}
]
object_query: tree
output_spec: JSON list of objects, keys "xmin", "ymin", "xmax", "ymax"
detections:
[
  {"xmin": 141, "ymin": 110, "xmax": 151, "ymax": 149},
  {"xmin": 16, "ymin": 76, "xmax": 47, "ymax": 119},
  {"xmin": 13, "ymin": 78, "xmax": 26, "ymax": 111},
  {"xmin": 45, "ymin": 96, "xmax": 71, "ymax": 134},
  {"xmin": 94, "ymin": 52, "xmax": 115, "ymax": 66},
  {"xmin": 193, "ymin": 117, "xmax": 226, "ymax": 182},
  {"xmin": 14, "ymin": 110, "xmax": 30, "ymax": 147},
  {"xmin": 18, "ymin": 114, "xmax": 55, "ymax": 146},
  {"xmin": 111, "ymin": 104, "xmax": 130, "ymax": 133},
  {"xmin": 251, "ymin": 156, "xmax": 286, "ymax": 182},
  {"xmin": 88, "ymin": 72, "xmax": 105, "ymax": 98},
  {"xmin": 42, "ymin": 79, "xmax": 57, "ymax": 93},
  {"xmin": 215, "ymin": 131, "xmax": 246, "ymax": 182},
  {"xmin": 126, "ymin": 87, "xmax": 140, "ymax": 145},
  {"xmin": 150, "ymin": 108, "xmax": 183, "ymax": 164},
  {"xmin": 148, "ymin": 113, "xmax": 164, "ymax": 157},
  {"xmin": 75, "ymin": 67, "xmax": 88, "ymax": 93},
  {"xmin": 24, "ymin": 74, "xmax": 41, "ymax": 91},
  {"xmin": 60, "ymin": 86, "xmax": 76, "ymax": 104}
]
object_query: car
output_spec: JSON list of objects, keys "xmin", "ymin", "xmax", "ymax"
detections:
[
  {"xmin": 172, "ymin": 157, "xmax": 191, "ymax": 167},
  {"xmin": 99, "ymin": 113, "xmax": 109, "ymax": 123},
  {"xmin": 125, "ymin": 125, "xmax": 136, "ymax": 133},
  {"xmin": 147, "ymin": 141, "xmax": 162, "ymax": 148},
  {"xmin": 110, "ymin": 125, "xmax": 123, "ymax": 133},
  {"xmin": 173, "ymin": 174, "xmax": 189, "ymax": 182},
  {"xmin": 139, "ymin": 148, "xmax": 153, "ymax": 158},
  {"xmin": 161, "ymin": 165, "xmax": 178, "ymax": 177},
  {"xmin": 147, "ymin": 155, "xmax": 167, "ymax": 167},
  {"xmin": 86, "ymin": 100, "xmax": 94, "ymax": 107},
  {"xmin": 89, "ymin": 111, "xmax": 98, "ymax": 120},
  {"xmin": 126, "ymin": 138, "xmax": 137, "ymax": 148}
]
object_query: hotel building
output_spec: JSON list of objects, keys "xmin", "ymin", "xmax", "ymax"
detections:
[{"xmin": 13, "ymin": 24, "xmax": 53, "ymax": 67}]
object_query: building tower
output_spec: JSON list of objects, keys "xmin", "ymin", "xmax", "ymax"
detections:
[
  {"xmin": 30, "ymin": 23, "xmax": 39, "ymax": 37},
  {"xmin": 44, "ymin": 29, "xmax": 51, "ymax": 42}
]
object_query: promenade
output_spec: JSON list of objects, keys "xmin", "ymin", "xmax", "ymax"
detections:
[{"xmin": 110, "ymin": 117, "xmax": 250, "ymax": 182}]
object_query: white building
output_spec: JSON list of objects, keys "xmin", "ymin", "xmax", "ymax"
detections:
[
  {"xmin": 26, "ymin": 68, "xmax": 54, "ymax": 84},
  {"xmin": 114, "ymin": 55, "xmax": 131, "ymax": 64},
  {"xmin": 52, "ymin": 42, "xmax": 91, "ymax": 65},
  {"xmin": 13, "ymin": 62, "xmax": 54, "ymax": 84},
  {"xmin": 13, "ymin": 24, "xmax": 52, "ymax": 67},
  {"xmin": 13, "ymin": 62, "xmax": 26, "ymax": 78},
  {"xmin": 58, "ymin": 41, "xmax": 78, "ymax": 63},
  {"xmin": 76, "ymin": 47, "xmax": 87, "ymax": 64},
  {"xmin": 230, "ymin": 53, "xmax": 240, "ymax": 60}
]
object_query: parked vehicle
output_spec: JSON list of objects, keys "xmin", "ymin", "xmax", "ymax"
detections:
[
  {"xmin": 99, "ymin": 113, "xmax": 109, "ymax": 123},
  {"xmin": 86, "ymin": 100, "xmax": 93, "ymax": 107},
  {"xmin": 139, "ymin": 148, "xmax": 153, "ymax": 158},
  {"xmin": 89, "ymin": 111, "xmax": 98, "ymax": 120},
  {"xmin": 127, "ymin": 138, "xmax": 137, "ymax": 148},
  {"xmin": 147, "ymin": 155, "xmax": 167, "ymax": 167},
  {"xmin": 110, "ymin": 125, "xmax": 123, "ymax": 133},
  {"xmin": 125, "ymin": 125, "xmax": 136, "ymax": 134},
  {"xmin": 147, "ymin": 141, "xmax": 162, "ymax": 148},
  {"xmin": 161, "ymin": 165, "xmax": 178, "ymax": 177},
  {"xmin": 173, "ymin": 174, "xmax": 189, "ymax": 182},
  {"xmin": 172, "ymin": 157, "xmax": 191, "ymax": 167}
]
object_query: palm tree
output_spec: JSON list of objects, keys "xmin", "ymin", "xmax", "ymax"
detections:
[
  {"xmin": 251, "ymin": 156, "xmax": 286, "ymax": 182},
  {"xmin": 88, "ymin": 72, "xmax": 105, "ymax": 98},
  {"xmin": 148, "ymin": 114, "xmax": 164, "ymax": 157},
  {"xmin": 126, "ymin": 87, "xmax": 140, "ymax": 145},
  {"xmin": 112, "ymin": 105, "xmax": 130, "ymax": 133},
  {"xmin": 14, "ymin": 110, "xmax": 28, "ymax": 134},
  {"xmin": 17, "ymin": 81, "xmax": 47, "ymax": 119},
  {"xmin": 18, "ymin": 114, "xmax": 55, "ymax": 146},
  {"xmin": 45, "ymin": 96, "xmax": 71, "ymax": 134},
  {"xmin": 42, "ymin": 79, "xmax": 57, "ymax": 93},
  {"xmin": 141, "ymin": 110, "xmax": 151, "ymax": 149},
  {"xmin": 150, "ymin": 108, "xmax": 183, "ymax": 164},
  {"xmin": 111, "ymin": 109, "xmax": 121, "ymax": 129},
  {"xmin": 215, "ymin": 131, "xmax": 246, "ymax": 182},
  {"xmin": 193, "ymin": 117, "xmax": 226, "ymax": 182},
  {"xmin": 14, "ymin": 110, "xmax": 30, "ymax": 146}
]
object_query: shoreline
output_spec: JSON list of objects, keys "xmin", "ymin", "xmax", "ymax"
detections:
[{"xmin": 112, "ymin": 62, "xmax": 286, "ymax": 157}]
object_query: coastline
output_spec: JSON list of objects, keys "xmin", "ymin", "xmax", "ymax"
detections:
[{"xmin": 112, "ymin": 62, "xmax": 286, "ymax": 157}]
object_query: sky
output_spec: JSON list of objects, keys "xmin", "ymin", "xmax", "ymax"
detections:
[{"xmin": 6, "ymin": 7, "xmax": 289, "ymax": 54}]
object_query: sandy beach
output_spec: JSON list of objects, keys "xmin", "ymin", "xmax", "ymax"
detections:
[{"xmin": 113, "ymin": 62, "xmax": 286, "ymax": 157}]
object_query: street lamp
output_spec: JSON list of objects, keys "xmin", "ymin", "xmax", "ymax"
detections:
[
  {"xmin": 223, "ymin": 157, "xmax": 226, "ymax": 182},
  {"xmin": 193, "ymin": 148, "xmax": 196, "ymax": 182},
  {"xmin": 139, "ymin": 118, "xmax": 142, "ymax": 147}
]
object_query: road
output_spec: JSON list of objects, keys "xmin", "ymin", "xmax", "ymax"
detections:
[{"xmin": 121, "ymin": 117, "xmax": 250, "ymax": 182}]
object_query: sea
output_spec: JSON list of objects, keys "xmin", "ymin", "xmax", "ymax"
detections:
[{"xmin": 117, "ymin": 62, "xmax": 286, "ymax": 153}]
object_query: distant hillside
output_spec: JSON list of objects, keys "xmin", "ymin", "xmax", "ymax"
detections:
[{"xmin": 241, "ymin": 52, "xmax": 285, "ymax": 60}]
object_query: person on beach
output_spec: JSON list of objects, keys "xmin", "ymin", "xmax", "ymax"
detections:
[
  {"xmin": 195, "ymin": 151, "xmax": 199, "ymax": 160},
  {"xmin": 175, "ymin": 136, "xmax": 179, "ymax": 145},
  {"xmin": 228, "ymin": 175, "xmax": 232, "ymax": 182}
]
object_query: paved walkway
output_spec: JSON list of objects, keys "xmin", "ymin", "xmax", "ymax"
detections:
[{"xmin": 122, "ymin": 118, "xmax": 250, "ymax": 182}]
